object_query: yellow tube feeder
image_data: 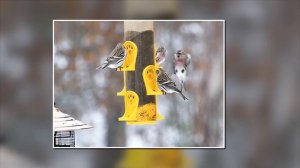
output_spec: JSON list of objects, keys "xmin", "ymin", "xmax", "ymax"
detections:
[{"xmin": 118, "ymin": 21, "xmax": 164, "ymax": 125}]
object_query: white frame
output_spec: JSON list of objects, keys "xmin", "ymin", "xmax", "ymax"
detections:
[{"xmin": 53, "ymin": 20, "xmax": 225, "ymax": 149}]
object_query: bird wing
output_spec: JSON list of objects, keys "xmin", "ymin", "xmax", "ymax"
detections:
[
  {"xmin": 170, "ymin": 74, "xmax": 183, "ymax": 90},
  {"xmin": 158, "ymin": 70, "xmax": 177, "ymax": 87},
  {"xmin": 106, "ymin": 44, "xmax": 126, "ymax": 62}
]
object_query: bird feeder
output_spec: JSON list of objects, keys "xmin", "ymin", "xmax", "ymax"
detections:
[
  {"xmin": 53, "ymin": 107, "xmax": 92, "ymax": 147},
  {"xmin": 143, "ymin": 65, "xmax": 163, "ymax": 95},
  {"xmin": 117, "ymin": 21, "xmax": 164, "ymax": 125},
  {"xmin": 117, "ymin": 41, "xmax": 138, "ymax": 96}
]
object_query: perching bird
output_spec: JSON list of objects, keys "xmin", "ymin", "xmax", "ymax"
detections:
[
  {"xmin": 96, "ymin": 43, "xmax": 127, "ymax": 69},
  {"xmin": 173, "ymin": 50, "xmax": 191, "ymax": 90},
  {"xmin": 157, "ymin": 68, "xmax": 188, "ymax": 100},
  {"xmin": 174, "ymin": 62, "xmax": 187, "ymax": 85},
  {"xmin": 155, "ymin": 46, "xmax": 167, "ymax": 65},
  {"xmin": 174, "ymin": 50, "xmax": 191, "ymax": 66}
]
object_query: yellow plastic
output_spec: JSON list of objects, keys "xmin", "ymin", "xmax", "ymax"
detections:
[
  {"xmin": 127, "ymin": 103, "xmax": 157, "ymax": 125},
  {"xmin": 118, "ymin": 91, "xmax": 139, "ymax": 121},
  {"xmin": 156, "ymin": 112, "xmax": 165, "ymax": 120},
  {"xmin": 126, "ymin": 102, "xmax": 165, "ymax": 125},
  {"xmin": 117, "ymin": 150, "xmax": 193, "ymax": 168},
  {"xmin": 118, "ymin": 41, "xmax": 138, "ymax": 71},
  {"xmin": 142, "ymin": 65, "xmax": 163, "ymax": 95}
]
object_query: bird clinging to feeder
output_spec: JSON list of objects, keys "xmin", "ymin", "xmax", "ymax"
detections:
[
  {"xmin": 97, "ymin": 43, "xmax": 127, "ymax": 69},
  {"xmin": 173, "ymin": 50, "xmax": 191, "ymax": 90},
  {"xmin": 155, "ymin": 46, "xmax": 167, "ymax": 65},
  {"xmin": 174, "ymin": 50, "xmax": 191, "ymax": 66},
  {"xmin": 157, "ymin": 67, "xmax": 188, "ymax": 100}
]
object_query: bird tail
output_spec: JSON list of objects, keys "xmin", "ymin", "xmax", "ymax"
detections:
[
  {"xmin": 96, "ymin": 61, "xmax": 108, "ymax": 69},
  {"xmin": 179, "ymin": 91, "xmax": 188, "ymax": 100},
  {"xmin": 180, "ymin": 81, "xmax": 186, "ymax": 92},
  {"xmin": 175, "ymin": 87, "xmax": 188, "ymax": 100},
  {"xmin": 179, "ymin": 82, "xmax": 188, "ymax": 100}
]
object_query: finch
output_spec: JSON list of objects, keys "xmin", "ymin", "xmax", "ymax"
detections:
[
  {"xmin": 157, "ymin": 68, "xmax": 188, "ymax": 100},
  {"xmin": 174, "ymin": 50, "xmax": 191, "ymax": 66},
  {"xmin": 155, "ymin": 46, "xmax": 167, "ymax": 65},
  {"xmin": 173, "ymin": 50, "xmax": 191, "ymax": 90},
  {"xmin": 97, "ymin": 43, "xmax": 127, "ymax": 69}
]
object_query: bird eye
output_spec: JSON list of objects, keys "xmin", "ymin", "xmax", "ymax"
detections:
[
  {"xmin": 175, "ymin": 69, "xmax": 178, "ymax": 73},
  {"xmin": 181, "ymin": 69, "xmax": 184, "ymax": 73}
]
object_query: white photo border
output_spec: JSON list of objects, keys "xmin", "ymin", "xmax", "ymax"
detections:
[{"xmin": 53, "ymin": 20, "xmax": 226, "ymax": 149}]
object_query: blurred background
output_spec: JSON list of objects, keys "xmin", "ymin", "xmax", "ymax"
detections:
[
  {"xmin": 54, "ymin": 21, "xmax": 224, "ymax": 147},
  {"xmin": 1, "ymin": 0, "xmax": 299, "ymax": 167}
]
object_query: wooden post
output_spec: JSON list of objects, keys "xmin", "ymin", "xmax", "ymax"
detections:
[{"xmin": 124, "ymin": 21, "xmax": 156, "ymax": 121}]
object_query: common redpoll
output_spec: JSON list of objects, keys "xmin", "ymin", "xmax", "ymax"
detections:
[
  {"xmin": 173, "ymin": 50, "xmax": 191, "ymax": 89},
  {"xmin": 155, "ymin": 46, "xmax": 166, "ymax": 65},
  {"xmin": 96, "ymin": 43, "xmax": 127, "ymax": 69},
  {"xmin": 174, "ymin": 62, "xmax": 187, "ymax": 85},
  {"xmin": 174, "ymin": 50, "xmax": 191, "ymax": 67},
  {"xmin": 157, "ymin": 68, "xmax": 188, "ymax": 100}
]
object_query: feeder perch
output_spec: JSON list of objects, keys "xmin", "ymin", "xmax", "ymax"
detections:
[
  {"xmin": 118, "ymin": 90, "xmax": 139, "ymax": 121},
  {"xmin": 143, "ymin": 65, "xmax": 163, "ymax": 95},
  {"xmin": 117, "ymin": 41, "xmax": 138, "ymax": 71},
  {"xmin": 126, "ymin": 96, "xmax": 165, "ymax": 125},
  {"xmin": 117, "ymin": 41, "xmax": 138, "ymax": 96}
]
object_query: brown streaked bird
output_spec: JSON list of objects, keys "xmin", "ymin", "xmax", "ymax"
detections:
[
  {"xmin": 155, "ymin": 46, "xmax": 167, "ymax": 65},
  {"xmin": 157, "ymin": 68, "xmax": 188, "ymax": 100},
  {"xmin": 96, "ymin": 43, "xmax": 127, "ymax": 69}
]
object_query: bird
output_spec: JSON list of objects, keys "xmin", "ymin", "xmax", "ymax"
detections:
[
  {"xmin": 173, "ymin": 50, "xmax": 191, "ymax": 90},
  {"xmin": 96, "ymin": 43, "xmax": 127, "ymax": 69},
  {"xmin": 155, "ymin": 46, "xmax": 167, "ymax": 65},
  {"xmin": 174, "ymin": 62, "xmax": 187, "ymax": 86},
  {"xmin": 174, "ymin": 50, "xmax": 191, "ymax": 66},
  {"xmin": 156, "ymin": 67, "xmax": 188, "ymax": 100}
]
